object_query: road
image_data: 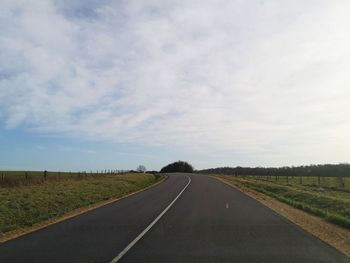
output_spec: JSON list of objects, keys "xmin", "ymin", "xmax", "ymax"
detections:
[{"xmin": 0, "ymin": 173, "xmax": 348, "ymax": 263}]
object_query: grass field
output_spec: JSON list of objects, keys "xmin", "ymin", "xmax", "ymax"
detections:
[
  {"xmin": 218, "ymin": 175, "xmax": 350, "ymax": 229},
  {"xmin": 0, "ymin": 170, "xmax": 129, "ymax": 187},
  {"xmin": 245, "ymin": 175, "xmax": 350, "ymax": 190},
  {"xmin": 0, "ymin": 173, "xmax": 162, "ymax": 234}
]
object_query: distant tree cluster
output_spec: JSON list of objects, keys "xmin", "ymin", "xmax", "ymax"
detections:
[
  {"xmin": 198, "ymin": 163, "xmax": 350, "ymax": 177},
  {"xmin": 160, "ymin": 161, "xmax": 194, "ymax": 173}
]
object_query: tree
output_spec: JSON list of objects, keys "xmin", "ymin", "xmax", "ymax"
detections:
[
  {"xmin": 136, "ymin": 165, "xmax": 147, "ymax": 173},
  {"xmin": 160, "ymin": 161, "xmax": 194, "ymax": 173}
]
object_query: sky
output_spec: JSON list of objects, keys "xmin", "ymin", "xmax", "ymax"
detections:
[{"xmin": 1, "ymin": 0, "xmax": 350, "ymax": 171}]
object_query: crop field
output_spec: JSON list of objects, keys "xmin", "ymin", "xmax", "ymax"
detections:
[
  {"xmin": 0, "ymin": 173, "xmax": 163, "ymax": 235},
  {"xmin": 218, "ymin": 175, "xmax": 350, "ymax": 229}
]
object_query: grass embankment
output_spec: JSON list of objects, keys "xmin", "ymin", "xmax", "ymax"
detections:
[
  {"xmin": 0, "ymin": 173, "xmax": 163, "ymax": 235},
  {"xmin": 218, "ymin": 176, "xmax": 350, "ymax": 229}
]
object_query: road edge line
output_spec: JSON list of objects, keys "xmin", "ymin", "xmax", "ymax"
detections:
[{"xmin": 110, "ymin": 175, "xmax": 192, "ymax": 263}]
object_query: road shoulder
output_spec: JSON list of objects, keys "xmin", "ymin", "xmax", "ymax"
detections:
[{"xmin": 214, "ymin": 176, "xmax": 350, "ymax": 257}]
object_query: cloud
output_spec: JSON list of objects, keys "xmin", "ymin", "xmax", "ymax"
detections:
[
  {"xmin": 1, "ymin": 0, "xmax": 350, "ymax": 165},
  {"xmin": 116, "ymin": 151, "xmax": 157, "ymax": 159},
  {"xmin": 61, "ymin": 146, "xmax": 96, "ymax": 155}
]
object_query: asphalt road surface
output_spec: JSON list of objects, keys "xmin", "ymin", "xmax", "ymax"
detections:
[{"xmin": 0, "ymin": 173, "xmax": 348, "ymax": 263}]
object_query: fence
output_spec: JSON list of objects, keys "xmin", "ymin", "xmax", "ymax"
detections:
[
  {"xmin": 234, "ymin": 174, "xmax": 350, "ymax": 190},
  {"xmin": 0, "ymin": 170, "xmax": 130, "ymax": 187}
]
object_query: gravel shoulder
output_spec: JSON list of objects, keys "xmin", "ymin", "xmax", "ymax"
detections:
[{"xmin": 216, "ymin": 176, "xmax": 350, "ymax": 257}]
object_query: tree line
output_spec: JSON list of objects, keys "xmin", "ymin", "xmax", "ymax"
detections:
[{"xmin": 197, "ymin": 163, "xmax": 350, "ymax": 177}]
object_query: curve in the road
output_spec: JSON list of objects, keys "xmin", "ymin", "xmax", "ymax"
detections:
[
  {"xmin": 110, "ymin": 175, "xmax": 191, "ymax": 263},
  {"xmin": 119, "ymin": 174, "xmax": 349, "ymax": 263},
  {"xmin": 0, "ymin": 174, "xmax": 189, "ymax": 263},
  {"xmin": 0, "ymin": 173, "xmax": 348, "ymax": 263}
]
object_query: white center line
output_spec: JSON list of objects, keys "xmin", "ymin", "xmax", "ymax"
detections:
[{"xmin": 109, "ymin": 175, "xmax": 192, "ymax": 263}]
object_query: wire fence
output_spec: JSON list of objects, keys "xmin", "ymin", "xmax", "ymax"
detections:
[
  {"xmin": 232, "ymin": 174, "xmax": 350, "ymax": 191},
  {"xmin": 0, "ymin": 170, "xmax": 132, "ymax": 187}
]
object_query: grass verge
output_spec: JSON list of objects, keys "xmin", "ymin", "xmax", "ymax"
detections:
[
  {"xmin": 217, "ymin": 175, "xmax": 350, "ymax": 229},
  {"xmin": 0, "ymin": 173, "xmax": 163, "ymax": 237},
  {"xmin": 215, "ymin": 176, "xmax": 350, "ymax": 256}
]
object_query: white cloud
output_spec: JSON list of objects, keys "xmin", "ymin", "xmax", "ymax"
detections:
[
  {"xmin": 1, "ymin": 0, "xmax": 350, "ymax": 165},
  {"xmin": 61, "ymin": 146, "xmax": 96, "ymax": 155}
]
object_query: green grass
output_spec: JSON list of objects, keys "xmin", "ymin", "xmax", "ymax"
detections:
[
  {"xmin": 246, "ymin": 175, "xmax": 350, "ymax": 190},
  {"xmin": 0, "ymin": 171, "xmax": 127, "ymax": 187},
  {"xmin": 0, "ymin": 173, "xmax": 163, "ymax": 234},
  {"xmin": 218, "ymin": 175, "xmax": 350, "ymax": 229}
]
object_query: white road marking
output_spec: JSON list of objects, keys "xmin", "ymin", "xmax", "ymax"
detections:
[{"xmin": 109, "ymin": 175, "xmax": 192, "ymax": 263}]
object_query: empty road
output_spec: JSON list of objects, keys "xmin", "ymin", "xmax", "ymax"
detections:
[{"xmin": 0, "ymin": 173, "xmax": 348, "ymax": 263}]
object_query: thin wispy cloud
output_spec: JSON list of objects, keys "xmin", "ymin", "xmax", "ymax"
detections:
[
  {"xmin": 116, "ymin": 152, "xmax": 157, "ymax": 159},
  {"xmin": 1, "ymin": 0, "xmax": 350, "ymax": 166},
  {"xmin": 61, "ymin": 146, "xmax": 96, "ymax": 155}
]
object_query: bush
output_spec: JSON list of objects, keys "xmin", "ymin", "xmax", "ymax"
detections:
[{"xmin": 160, "ymin": 161, "xmax": 194, "ymax": 173}]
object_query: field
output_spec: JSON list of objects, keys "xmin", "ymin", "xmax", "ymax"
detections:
[
  {"xmin": 0, "ymin": 170, "xmax": 129, "ymax": 187},
  {"xmin": 240, "ymin": 175, "xmax": 350, "ymax": 190},
  {"xmin": 0, "ymin": 173, "xmax": 163, "ymax": 234},
  {"xmin": 218, "ymin": 175, "xmax": 350, "ymax": 229}
]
